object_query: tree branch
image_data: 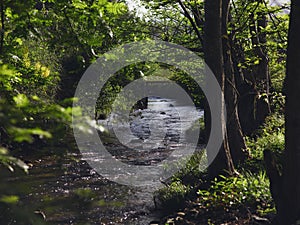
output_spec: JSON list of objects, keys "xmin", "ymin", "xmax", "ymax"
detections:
[{"xmin": 177, "ymin": 0, "xmax": 204, "ymax": 47}]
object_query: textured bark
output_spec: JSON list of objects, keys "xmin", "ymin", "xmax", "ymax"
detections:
[
  {"xmin": 222, "ymin": 0, "xmax": 247, "ymax": 164},
  {"xmin": 204, "ymin": 0, "xmax": 235, "ymax": 178}
]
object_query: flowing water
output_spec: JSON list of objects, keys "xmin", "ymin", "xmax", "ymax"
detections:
[{"xmin": 0, "ymin": 97, "xmax": 203, "ymax": 225}]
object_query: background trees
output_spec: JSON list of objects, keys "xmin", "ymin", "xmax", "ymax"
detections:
[{"xmin": 141, "ymin": 0, "xmax": 288, "ymax": 175}]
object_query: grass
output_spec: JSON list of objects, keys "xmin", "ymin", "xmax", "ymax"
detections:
[{"xmin": 157, "ymin": 113, "xmax": 285, "ymax": 224}]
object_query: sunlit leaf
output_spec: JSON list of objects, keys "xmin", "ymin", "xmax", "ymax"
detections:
[
  {"xmin": 0, "ymin": 195, "xmax": 19, "ymax": 204},
  {"xmin": 8, "ymin": 127, "xmax": 52, "ymax": 143},
  {"xmin": 72, "ymin": 0, "xmax": 88, "ymax": 9},
  {"xmin": 13, "ymin": 94, "xmax": 30, "ymax": 107}
]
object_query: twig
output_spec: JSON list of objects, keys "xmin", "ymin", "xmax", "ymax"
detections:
[{"xmin": 177, "ymin": 0, "xmax": 204, "ymax": 47}]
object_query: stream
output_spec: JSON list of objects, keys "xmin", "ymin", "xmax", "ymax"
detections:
[{"xmin": 0, "ymin": 97, "xmax": 203, "ymax": 225}]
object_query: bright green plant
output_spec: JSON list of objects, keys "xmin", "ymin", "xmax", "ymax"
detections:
[
  {"xmin": 197, "ymin": 171, "xmax": 274, "ymax": 215},
  {"xmin": 171, "ymin": 151, "xmax": 206, "ymax": 185},
  {"xmin": 155, "ymin": 181, "xmax": 190, "ymax": 211},
  {"xmin": 0, "ymin": 59, "xmax": 75, "ymax": 167},
  {"xmin": 154, "ymin": 151, "xmax": 206, "ymax": 212},
  {"xmin": 246, "ymin": 113, "xmax": 285, "ymax": 160}
]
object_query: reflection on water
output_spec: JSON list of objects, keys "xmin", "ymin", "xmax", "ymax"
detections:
[
  {"xmin": 0, "ymin": 97, "xmax": 203, "ymax": 224},
  {"xmin": 0, "ymin": 154, "xmax": 159, "ymax": 224}
]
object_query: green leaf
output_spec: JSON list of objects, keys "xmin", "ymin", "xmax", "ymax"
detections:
[
  {"xmin": 8, "ymin": 127, "xmax": 52, "ymax": 143},
  {"xmin": 15, "ymin": 38, "xmax": 23, "ymax": 45},
  {"xmin": 13, "ymin": 94, "xmax": 30, "ymax": 107},
  {"xmin": 72, "ymin": 0, "xmax": 88, "ymax": 9},
  {"xmin": 0, "ymin": 147, "xmax": 8, "ymax": 155},
  {"xmin": 106, "ymin": 2, "xmax": 127, "ymax": 15},
  {"xmin": 31, "ymin": 95, "xmax": 40, "ymax": 101},
  {"xmin": 0, "ymin": 195, "xmax": 19, "ymax": 204},
  {"xmin": 0, "ymin": 64, "xmax": 15, "ymax": 79},
  {"xmin": 254, "ymin": 59, "xmax": 260, "ymax": 65}
]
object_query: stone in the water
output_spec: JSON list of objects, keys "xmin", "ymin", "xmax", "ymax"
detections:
[
  {"xmin": 97, "ymin": 113, "xmax": 107, "ymax": 120},
  {"xmin": 149, "ymin": 221, "xmax": 159, "ymax": 225},
  {"xmin": 131, "ymin": 109, "xmax": 142, "ymax": 117}
]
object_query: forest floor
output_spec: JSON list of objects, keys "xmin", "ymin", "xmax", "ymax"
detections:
[{"xmin": 160, "ymin": 203, "xmax": 275, "ymax": 225}]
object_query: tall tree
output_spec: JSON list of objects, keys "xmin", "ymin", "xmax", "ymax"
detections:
[
  {"xmin": 221, "ymin": 0, "xmax": 247, "ymax": 164},
  {"xmin": 237, "ymin": 0, "xmax": 271, "ymax": 135},
  {"xmin": 264, "ymin": 1, "xmax": 300, "ymax": 224},
  {"xmin": 175, "ymin": 0, "xmax": 248, "ymax": 166},
  {"xmin": 204, "ymin": 0, "xmax": 235, "ymax": 178},
  {"xmin": 279, "ymin": 0, "xmax": 300, "ymax": 223}
]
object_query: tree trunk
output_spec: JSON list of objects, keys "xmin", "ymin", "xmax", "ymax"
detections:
[
  {"xmin": 237, "ymin": 1, "xmax": 270, "ymax": 135},
  {"xmin": 222, "ymin": 0, "xmax": 247, "ymax": 165},
  {"xmin": 204, "ymin": 0, "xmax": 235, "ymax": 178},
  {"xmin": 278, "ymin": 0, "xmax": 300, "ymax": 223}
]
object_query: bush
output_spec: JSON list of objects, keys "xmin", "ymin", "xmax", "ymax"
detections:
[
  {"xmin": 154, "ymin": 181, "xmax": 190, "ymax": 212},
  {"xmin": 197, "ymin": 171, "xmax": 274, "ymax": 215},
  {"xmin": 154, "ymin": 152, "xmax": 206, "ymax": 212},
  {"xmin": 245, "ymin": 113, "xmax": 285, "ymax": 172}
]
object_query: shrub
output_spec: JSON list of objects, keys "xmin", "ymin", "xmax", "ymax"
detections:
[
  {"xmin": 154, "ymin": 181, "xmax": 190, "ymax": 212},
  {"xmin": 245, "ymin": 113, "xmax": 285, "ymax": 172},
  {"xmin": 197, "ymin": 171, "xmax": 274, "ymax": 215}
]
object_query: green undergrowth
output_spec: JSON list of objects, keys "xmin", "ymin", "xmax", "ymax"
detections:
[
  {"xmin": 244, "ymin": 113, "xmax": 285, "ymax": 172},
  {"xmin": 157, "ymin": 113, "xmax": 284, "ymax": 218},
  {"xmin": 196, "ymin": 171, "xmax": 274, "ymax": 216},
  {"xmin": 155, "ymin": 152, "xmax": 207, "ymax": 212}
]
